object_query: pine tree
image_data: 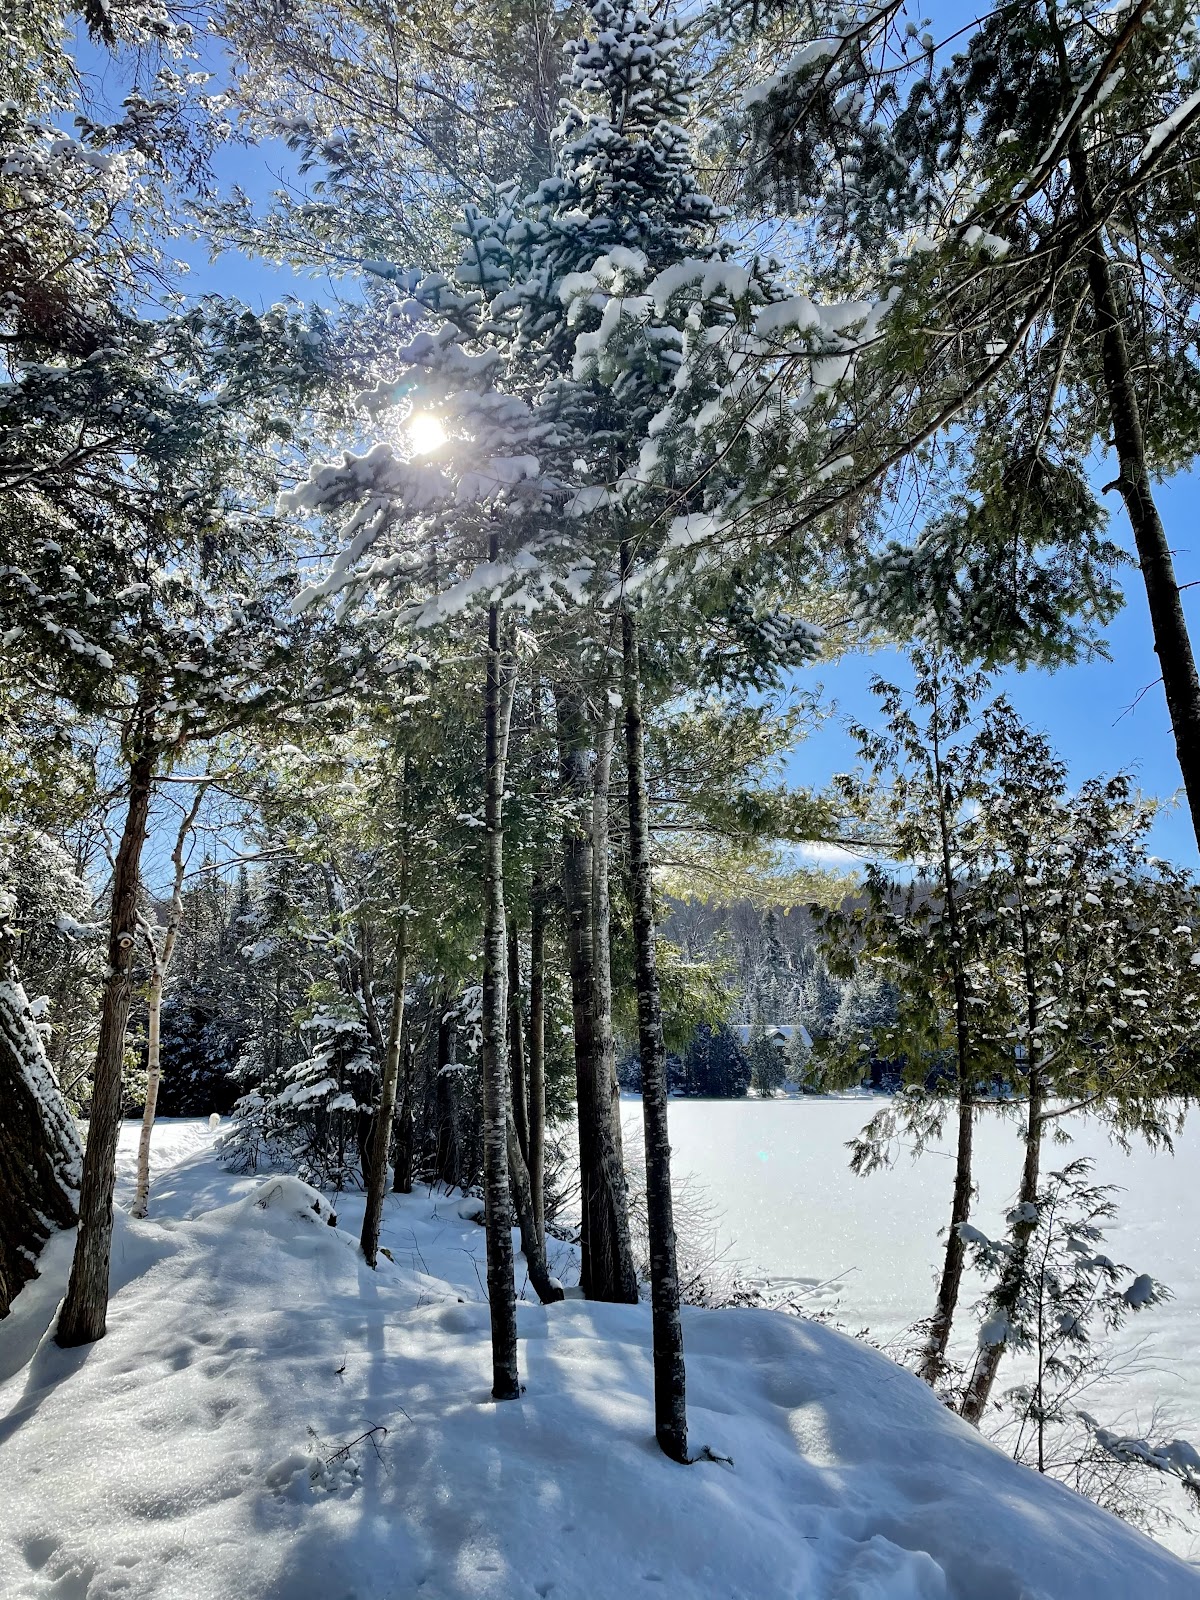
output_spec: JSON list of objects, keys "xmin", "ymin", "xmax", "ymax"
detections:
[
  {"xmin": 817, "ymin": 655, "xmax": 1011, "ymax": 1385},
  {"xmin": 818, "ymin": 656, "xmax": 1200, "ymax": 1401},
  {"xmin": 747, "ymin": 1021, "xmax": 785, "ymax": 1096},
  {"xmin": 731, "ymin": 0, "xmax": 1200, "ymax": 837}
]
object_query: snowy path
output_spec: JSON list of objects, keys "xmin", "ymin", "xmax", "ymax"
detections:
[{"xmin": 1, "ymin": 1120, "xmax": 1198, "ymax": 1599}]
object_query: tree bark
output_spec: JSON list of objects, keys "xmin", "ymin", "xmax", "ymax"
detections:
[
  {"xmin": 621, "ymin": 561, "xmax": 688, "ymax": 1464},
  {"xmin": 917, "ymin": 714, "xmax": 976, "ymax": 1384},
  {"xmin": 508, "ymin": 919, "xmax": 530, "ymax": 1166},
  {"xmin": 591, "ymin": 705, "xmax": 638, "ymax": 1303},
  {"xmin": 131, "ymin": 786, "xmax": 203, "ymax": 1220},
  {"xmin": 528, "ymin": 877, "xmax": 547, "ymax": 1247},
  {"xmin": 0, "ymin": 953, "xmax": 82, "ymax": 1318},
  {"xmin": 58, "ymin": 740, "xmax": 156, "ymax": 1347},
  {"xmin": 1048, "ymin": 40, "xmax": 1200, "ymax": 850},
  {"xmin": 393, "ymin": 1031, "xmax": 416, "ymax": 1195},
  {"xmin": 131, "ymin": 968, "xmax": 165, "ymax": 1220},
  {"xmin": 961, "ymin": 902, "xmax": 1045, "ymax": 1425},
  {"xmin": 558, "ymin": 685, "xmax": 597, "ymax": 1294},
  {"xmin": 434, "ymin": 1001, "xmax": 461, "ymax": 1190},
  {"xmin": 556, "ymin": 684, "xmax": 637, "ymax": 1304},
  {"xmin": 918, "ymin": 1081, "xmax": 974, "ymax": 1385},
  {"xmin": 483, "ymin": 587, "xmax": 520, "ymax": 1400},
  {"xmin": 361, "ymin": 849, "xmax": 409, "ymax": 1267},
  {"xmin": 506, "ymin": 1107, "xmax": 564, "ymax": 1305},
  {"xmin": 960, "ymin": 1076, "xmax": 1043, "ymax": 1424}
]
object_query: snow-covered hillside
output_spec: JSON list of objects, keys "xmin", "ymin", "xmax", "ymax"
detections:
[{"xmin": 0, "ymin": 1121, "xmax": 1196, "ymax": 1600}]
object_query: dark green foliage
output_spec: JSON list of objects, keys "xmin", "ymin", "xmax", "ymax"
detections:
[
  {"xmin": 679, "ymin": 1021, "xmax": 751, "ymax": 1098},
  {"xmin": 746, "ymin": 1022, "xmax": 786, "ymax": 1095}
]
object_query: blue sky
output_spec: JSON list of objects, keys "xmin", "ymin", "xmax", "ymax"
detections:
[
  {"xmin": 787, "ymin": 464, "xmax": 1200, "ymax": 869},
  {"xmin": 78, "ymin": 14, "xmax": 1200, "ymax": 873},
  {"xmin": 755, "ymin": 0, "xmax": 1199, "ymax": 871},
  {"xmin": 192, "ymin": 131, "xmax": 1200, "ymax": 876}
]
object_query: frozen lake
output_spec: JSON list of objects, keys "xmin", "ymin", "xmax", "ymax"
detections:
[{"xmin": 620, "ymin": 1094, "xmax": 1200, "ymax": 1554}]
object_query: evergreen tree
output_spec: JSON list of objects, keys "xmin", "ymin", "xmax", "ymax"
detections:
[
  {"xmin": 681, "ymin": 1021, "xmax": 751, "ymax": 1098},
  {"xmin": 818, "ymin": 657, "xmax": 1200, "ymax": 1397},
  {"xmin": 746, "ymin": 1021, "xmax": 785, "ymax": 1096},
  {"xmin": 731, "ymin": 0, "xmax": 1200, "ymax": 839}
]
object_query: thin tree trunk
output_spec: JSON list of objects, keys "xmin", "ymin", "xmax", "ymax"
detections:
[
  {"xmin": 918, "ymin": 1079, "xmax": 974, "ymax": 1385},
  {"xmin": 591, "ymin": 705, "xmax": 638, "ymax": 1302},
  {"xmin": 962, "ymin": 902, "xmax": 1044, "ymax": 1425},
  {"xmin": 361, "ymin": 846, "xmax": 409, "ymax": 1267},
  {"xmin": 509, "ymin": 918, "xmax": 530, "ymax": 1166},
  {"xmin": 506, "ymin": 1107, "xmax": 564, "ymax": 1304},
  {"xmin": 393, "ymin": 1031, "xmax": 416, "ymax": 1195},
  {"xmin": 131, "ymin": 786, "xmax": 204, "ymax": 1221},
  {"xmin": 132, "ymin": 968, "xmax": 165, "ymax": 1220},
  {"xmin": 435, "ymin": 1001, "xmax": 461, "ymax": 1190},
  {"xmin": 528, "ymin": 877, "xmax": 547, "ymax": 1247},
  {"xmin": 621, "ymin": 557, "xmax": 688, "ymax": 1464},
  {"xmin": 558, "ymin": 685, "xmax": 598, "ymax": 1295},
  {"xmin": 557, "ymin": 685, "xmax": 637, "ymax": 1304},
  {"xmin": 960, "ymin": 1079, "xmax": 1043, "ymax": 1424},
  {"xmin": 483, "ymin": 587, "xmax": 520, "ymax": 1400},
  {"xmin": 58, "ymin": 739, "xmax": 156, "ymax": 1348},
  {"xmin": 918, "ymin": 714, "xmax": 976, "ymax": 1384},
  {"xmin": 1049, "ymin": 38, "xmax": 1200, "ymax": 849}
]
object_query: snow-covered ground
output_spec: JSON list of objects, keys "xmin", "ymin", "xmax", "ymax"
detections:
[
  {"xmin": 622, "ymin": 1097, "xmax": 1200, "ymax": 1554},
  {"xmin": 2, "ymin": 1119, "xmax": 1198, "ymax": 1598}
]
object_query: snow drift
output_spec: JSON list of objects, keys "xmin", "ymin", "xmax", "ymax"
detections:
[{"xmin": 0, "ymin": 1121, "xmax": 1196, "ymax": 1599}]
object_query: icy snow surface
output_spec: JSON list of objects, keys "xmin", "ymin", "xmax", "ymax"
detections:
[
  {"xmin": 621, "ymin": 1097, "xmax": 1200, "ymax": 1558},
  {"xmin": 0, "ymin": 1117, "xmax": 1197, "ymax": 1598}
]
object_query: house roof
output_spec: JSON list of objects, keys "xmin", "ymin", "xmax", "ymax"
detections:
[{"xmin": 731, "ymin": 1023, "xmax": 813, "ymax": 1049}]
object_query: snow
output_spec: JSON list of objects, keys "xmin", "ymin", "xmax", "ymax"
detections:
[
  {"xmin": 1140, "ymin": 86, "xmax": 1200, "ymax": 163},
  {"xmin": 741, "ymin": 38, "xmax": 840, "ymax": 110},
  {"xmin": 620, "ymin": 1097, "xmax": 1200, "ymax": 1557},
  {"xmin": 2, "ymin": 1120, "xmax": 1198, "ymax": 1597}
]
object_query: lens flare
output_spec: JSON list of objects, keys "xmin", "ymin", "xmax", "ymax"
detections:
[{"xmin": 407, "ymin": 412, "xmax": 446, "ymax": 456}]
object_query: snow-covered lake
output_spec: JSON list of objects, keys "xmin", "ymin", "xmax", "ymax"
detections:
[{"xmin": 622, "ymin": 1095, "xmax": 1200, "ymax": 1551}]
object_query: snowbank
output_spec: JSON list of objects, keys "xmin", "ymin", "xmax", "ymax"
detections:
[{"xmin": 0, "ymin": 1121, "xmax": 1196, "ymax": 1599}]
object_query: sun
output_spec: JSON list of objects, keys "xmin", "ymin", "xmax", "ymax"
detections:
[{"xmin": 407, "ymin": 412, "xmax": 446, "ymax": 456}]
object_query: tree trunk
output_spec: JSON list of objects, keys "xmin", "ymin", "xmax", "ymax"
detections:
[
  {"xmin": 962, "ymin": 902, "xmax": 1045, "ymax": 1425},
  {"xmin": 483, "ymin": 588, "xmax": 520, "ymax": 1400},
  {"xmin": 1056, "ymin": 105, "xmax": 1200, "ymax": 848},
  {"xmin": 620, "ymin": 563, "xmax": 688, "ymax": 1464},
  {"xmin": 506, "ymin": 1107, "xmax": 564, "ymax": 1305},
  {"xmin": 556, "ymin": 684, "xmax": 637, "ymax": 1304},
  {"xmin": 917, "ymin": 718, "xmax": 976, "ymax": 1384},
  {"xmin": 434, "ymin": 1001, "xmax": 461, "ymax": 1190},
  {"xmin": 58, "ymin": 742, "xmax": 156, "ymax": 1347},
  {"xmin": 131, "ymin": 785, "xmax": 203, "ymax": 1221},
  {"xmin": 0, "ymin": 953, "xmax": 82, "ymax": 1318},
  {"xmin": 528, "ymin": 878, "xmax": 547, "ymax": 1247},
  {"xmin": 960, "ymin": 1077, "xmax": 1043, "ymax": 1424},
  {"xmin": 917, "ymin": 1079, "xmax": 974, "ymax": 1384},
  {"xmin": 591, "ymin": 705, "xmax": 638, "ymax": 1303},
  {"xmin": 130, "ymin": 968, "xmax": 165, "ymax": 1222},
  {"xmin": 393, "ymin": 1032, "xmax": 416, "ymax": 1195},
  {"xmin": 361, "ymin": 859, "xmax": 409, "ymax": 1267},
  {"xmin": 508, "ymin": 919, "xmax": 530, "ymax": 1166},
  {"xmin": 558, "ymin": 685, "xmax": 597, "ymax": 1294}
]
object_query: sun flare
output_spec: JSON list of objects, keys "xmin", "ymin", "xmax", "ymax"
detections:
[{"xmin": 407, "ymin": 411, "xmax": 446, "ymax": 456}]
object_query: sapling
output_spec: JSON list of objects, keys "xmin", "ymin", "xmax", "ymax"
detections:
[{"xmin": 960, "ymin": 1152, "xmax": 1200, "ymax": 1523}]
